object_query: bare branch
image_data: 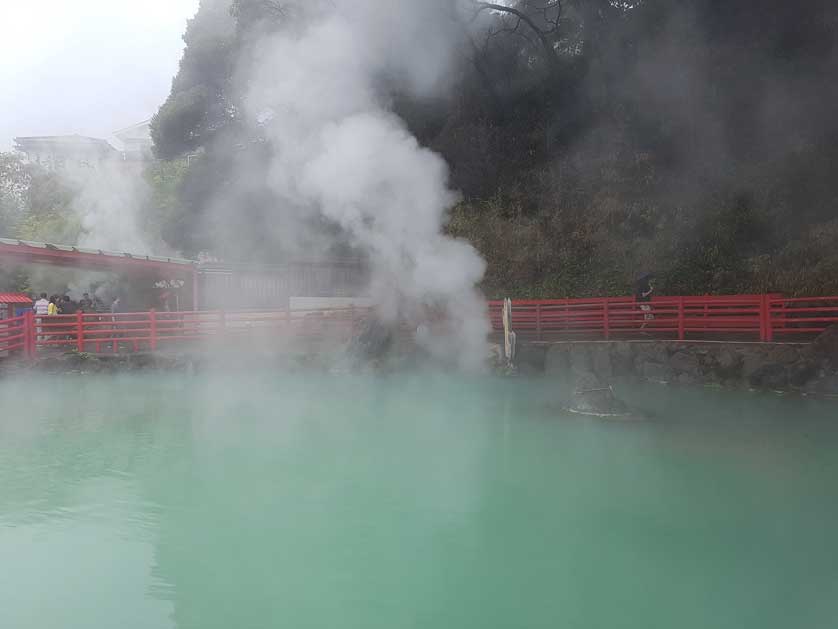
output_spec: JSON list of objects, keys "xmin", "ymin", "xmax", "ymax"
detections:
[{"xmin": 470, "ymin": 1, "xmax": 561, "ymax": 69}]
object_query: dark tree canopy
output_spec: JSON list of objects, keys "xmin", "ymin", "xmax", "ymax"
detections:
[
  {"xmin": 151, "ymin": 0, "xmax": 237, "ymax": 160},
  {"xmin": 148, "ymin": 0, "xmax": 838, "ymax": 295}
]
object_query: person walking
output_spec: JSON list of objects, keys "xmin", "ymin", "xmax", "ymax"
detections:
[
  {"xmin": 34, "ymin": 293, "xmax": 49, "ymax": 342},
  {"xmin": 636, "ymin": 273, "xmax": 655, "ymax": 330}
]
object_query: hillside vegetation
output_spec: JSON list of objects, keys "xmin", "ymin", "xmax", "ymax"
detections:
[{"xmin": 3, "ymin": 1, "xmax": 838, "ymax": 299}]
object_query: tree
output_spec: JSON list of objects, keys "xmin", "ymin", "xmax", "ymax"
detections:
[
  {"xmin": 469, "ymin": 1, "xmax": 564, "ymax": 71},
  {"xmin": 146, "ymin": 0, "xmax": 838, "ymax": 296},
  {"xmin": 0, "ymin": 153, "xmax": 32, "ymax": 236},
  {"xmin": 151, "ymin": 0, "xmax": 237, "ymax": 159}
]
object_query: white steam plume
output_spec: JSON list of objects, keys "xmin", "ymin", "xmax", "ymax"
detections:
[
  {"xmin": 242, "ymin": 1, "xmax": 490, "ymax": 370},
  {"xmin": 71, "ymin": 159, "xmax": 154, "ymax": 255}
]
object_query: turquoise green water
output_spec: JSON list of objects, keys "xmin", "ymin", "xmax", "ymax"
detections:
[{"xmin": 1, "ymin": 373, "xmax": 836, "ymax": 629}]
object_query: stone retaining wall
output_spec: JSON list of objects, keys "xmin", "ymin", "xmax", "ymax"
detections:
[{"xmin": 517, "ymin": 326, "xmax": 838, "ymax": 395}]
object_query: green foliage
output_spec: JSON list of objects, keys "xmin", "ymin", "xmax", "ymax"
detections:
[
  {"xmin": 142, "ymin": 158, "xmax": 191, "ymax": 250},
  {"xmin": 0, "ymin": 266, "xmax": 31, "ymax": 294},
  {"xmin": 0, "ymin": 153, "xmax": 78, "ymax": 244},
  {"xmin": 151, "ymin": 0, "xmax": 236, "ymax": 159}
]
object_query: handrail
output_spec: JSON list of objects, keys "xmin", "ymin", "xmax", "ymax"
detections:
[
  {"xmin": 0, "ymin": 306, "xmax": 373, "ymax": 357},
  {"xmin": 488, "ymin": 294, "xmax": 838, "ymax": 342},
  {"xmin": 2, "ymin": 294, "xmax": 838, "ymax": 360}
]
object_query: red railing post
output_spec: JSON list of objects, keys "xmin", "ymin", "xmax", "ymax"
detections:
[
  {"xmin": 219, "ymin": 310, "xmax": 226, "ymax": 338},
  {"xmin": 757, "ymin": 295, "xmax": 766, "ymax": 342},
  {"xmin": 536, "ymin": 303, "xmax": 542, "ymax": 341},
  {"xmin": 25, "ymin": 310, "xmax": 36, "ymax": 359},
  {"xmin": 112, "ymin": 313, "xmax": 119, "ymax": 353},
  {"xmin": 603, "ymin": 300, "xmax": 610, "ymax": 340},
  {"xmin": 76, "ymin": 311, "xmax": 84, "ymax": 352},
  {"xmin": 149, "ymin": 309, "xmax": 157, "ymax": 351},
  {"xmin": 677, "ymin": 298, "xmax": 685, "ymax": 341},
  {"xmin": 761, "ymin": 295, "xmax": 773, "ymax": 342}
]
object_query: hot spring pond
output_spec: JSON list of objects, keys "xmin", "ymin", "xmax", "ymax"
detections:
[{"xmin": 1, "ymin": 372, "xmax": 836, "ymax": 629}]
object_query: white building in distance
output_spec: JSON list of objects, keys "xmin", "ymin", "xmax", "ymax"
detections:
[
  {"xmin": 112, "ymin": 119, "xmax": 154, "ymax": 162},
  {"xmin": 13, "ymin": 135, "xmax": 118, "ymax": 171},
  {"xmin": 14, "ymin": 120, "xmax": 155, "ymax": 171}
]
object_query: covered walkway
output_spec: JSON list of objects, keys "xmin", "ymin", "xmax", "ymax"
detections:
[{"xmin": 0, "ymin": 238, "xmax": 199, "ymax": 308}]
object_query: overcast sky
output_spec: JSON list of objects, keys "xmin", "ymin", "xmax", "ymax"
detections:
[{"xmin": 0, "ymin": 0, "xmax": 200, "ymax": 150}]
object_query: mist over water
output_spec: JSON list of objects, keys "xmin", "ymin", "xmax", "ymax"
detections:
[{"xmin": 2, "ymin": 372, "xmax": 837, "ymax": 629}]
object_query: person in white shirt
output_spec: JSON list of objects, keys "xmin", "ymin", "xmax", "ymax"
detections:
[{"xmin": 33, "ymin": 293, "xmax": 49, "ymax": 342}]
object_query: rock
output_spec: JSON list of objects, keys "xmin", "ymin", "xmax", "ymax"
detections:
[
  {"xmin": 487, "ymin": 343, "xmax": 504, "ymax": 369},
  {"xmin": 128, "ymin": 353, "xmax": 158, "ymax": 370},
  {"xmin": 569, "ymin": 389, "xmax": 630, "ymax": 417},
  {"xmin": 669, "ymin": 351, "xmax": 699, "ymax": 375},
  {"xmin": 544, "ymin": 345, "xmax": 570, "ymax": 375},
  {"xmin": 516, "ymin": 344, "xmax": 547, "ymax": 372},
  {"xmin": 518, "ymin": 361, "xmax": 542, "ymax": 377},
  {"xmin": 635, "ymin": 343, "xmax": 669, "ymax": 364},
  {"xmin": 568, "ymin": 344, "xmax": 592, "ymax": 374},
  {"xmin": 611, "ymin": 342, "xmax": 634, "ymax": 375},
  {"xmin": 767, "ymin": 345, "xmax": 800, "ymax": 365},
  {"xmin": 716, "ymin": 349, "xmax": 743, "ymax": 379},
  {"xmin": 748, "ymin": 363, "xmax": 788, "ymax": 389},
  {"xmin": 811, "ymin": 325, "xmax": 838, "ymax": 368},
  {"xmin": 574, "ymin": 370, "xmax": 603, "ymax": 390},
  {"xmin": 568, "ymin": 371, "xmax": 630, "ymax": 417},
  {"xmin": 348, "ymin": 317, "xmax": 394, "ymax": 363},
  {"xmin": 591, "ymin": 346, "xmax": 613, "ymax": 379},
  {"xmin": 742, "ymin": 347, "xmax": 769, "ymax": 379},
  {"xmin": 677, "ymin": 373, "xmax": 697, "ymax": 385},
  {"xmin": 805, "ymin": 374, "xmax": 838, "ymax": 396},
  {"xmin": 788, "ymin": 361, "xmax": 818, "ymax": 388},
  {"xmin": 642, "ymin": 361, "xmax": 675, "ymax": 382}
]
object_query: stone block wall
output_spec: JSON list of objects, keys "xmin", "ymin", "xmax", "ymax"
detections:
[{"xmin": 517, "ymin": 326, "xmax": 838, "ymax": 395}]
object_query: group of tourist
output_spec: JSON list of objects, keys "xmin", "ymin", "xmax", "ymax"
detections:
[
  {"xmin": 31, "ymin": 292, "xmax": 123, "ymax": 343},
  {"xmin": 33, "ymin": 293, "xmax": 121, "ymax": 317},
  {"xmin": 32, "ymin": 292, "xmax": 115, "ymax": 317}
]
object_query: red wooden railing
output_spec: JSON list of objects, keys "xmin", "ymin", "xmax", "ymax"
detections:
[
  {"xmin": 0, "ymin": 312, "xmax": 33, "ymax": 358},
  {"xmin": 1, "ymin": 307, "xmax": 370, "ymax": 358},
  {"xmin": 488, "ymin": 294, "xmax": 838, "ymax": 342},
  {"xmin": 2, "ymin": 294, "xmax": 838, "ymax": 361}
]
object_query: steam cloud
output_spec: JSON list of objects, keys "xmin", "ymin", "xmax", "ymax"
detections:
[
  {"xmin": 240, "ymin": 1, "xmax": 490, "ymax": 370},
  {"xmin": 71, "ymin": 159, "xmax": 155, "ymax": 255}
]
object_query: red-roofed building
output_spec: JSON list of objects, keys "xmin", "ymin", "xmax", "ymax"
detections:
[{"xmin": 0, "ymin": 293, "xmax": 33, "ymax": 320}]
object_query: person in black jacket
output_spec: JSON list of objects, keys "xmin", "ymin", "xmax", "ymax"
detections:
[{"xmin": 636, "ymin": 273, "xmax": 655, "ymax": 329}]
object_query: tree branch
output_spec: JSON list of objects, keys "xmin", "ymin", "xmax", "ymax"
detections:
[{"xmin": 471, "ymin": 1, "xmax": 560, "ymax": 69}]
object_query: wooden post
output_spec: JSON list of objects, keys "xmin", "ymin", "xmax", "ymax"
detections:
[{"xmin": 76, "ymin": 311, "xmax": 84, "ymax": 352}]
